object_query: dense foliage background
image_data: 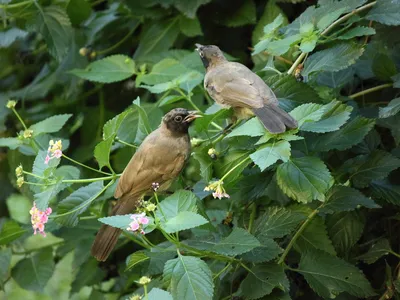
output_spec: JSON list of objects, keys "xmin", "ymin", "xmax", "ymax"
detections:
[{"xmin": 1, "ymin": 0, "xmax": 400, "ymax": 299}]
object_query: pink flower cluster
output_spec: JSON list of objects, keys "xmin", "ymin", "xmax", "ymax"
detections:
[
  {"xmin": 30, "ymin": 202, "xmax": 52, "ymax": 237},
  {"xmin": 127, "ymin": 213, "xmax": 149, "ymax": 234},
  {"xmin": 45, "ymin": 140, "xmax": 63, "ymax": 164}
]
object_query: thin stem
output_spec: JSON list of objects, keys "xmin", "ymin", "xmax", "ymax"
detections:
[
  {"xmin": 115, "ymin": 137, "xmax": 138, "ymax": 148},
  {"xmin": 278, "ymin": 209, "xmax": 319, "ymax": 264},
  {"xmin": 144, "ymin": 284, "xmax": 149, "ymax": 300},
  {"xmin": 11, "ymin": 108, "xmax": 28, "ymax": 130},
  {"xmin": 287, "ymin": 52, "xmax": 306, "ymax": 75},
  {"xmin": 97, "ymin": 26, "xmax": 138, "ymax": 55},
  {"xmin": 23, "ymin": 171, "xmax": 44, "ymax": 179},
  {"xmin": 62, "ymin": 154, "xmax": 112, "ymax": 176},
  {"xmin": 247, "ymin": 203, "xmax": 257, "ymax": 233},
  {"xmin": 220, "ymin": 157, "xmax": 250, "ymax": 182},
  {"xmin": 122, "ymin": 231, "xmax": 151, "ymax": 249},
  {"xmin": 213, "ymin": 262, "xmax": 232, "ymax": 280},
  {"xmin": 62, "ymin": 175, "xmax": 116, "ymax": 183},
  {"xmin": 96, "ymin": 88, "xmax": 105, "ymax": 140},
  {"xmin": 348, "ymin": 83, "xmax": 393, "ymax": 99},
  {"xmin": 24, "ymin": 181, "xmax": 47, "ymax": 186},
  {"xmin": 321, "ymin": 1, "xmax": 377, "ymax": 36},
  {"xmin": 0, "ymin": 0, "xmax": 33, "ymax": 9},
  {"xmin": 154, "ymin": 192, "xmax": 167, "ymax": 221}
]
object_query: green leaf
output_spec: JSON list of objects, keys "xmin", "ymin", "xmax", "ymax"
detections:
[
  {"xmin": 299, "ymin": 34, "xmax": 318, "ymax": 53},
  {"xmin": 30, "ymin": 114, "xmax": 72, "ymax": 136},
  {"xmin": 56, "ymin": 181, "xmax": 104, "ymax": 227},
  {"xmin": 366, "ymin": 0, "xmax": 400, "ymax": 26},
  {"xmin": 241, "ymin": 236, "xmax": 283, "ymax": 263},
  {"xmin": 0, "ymin": 137, "xmax": 22, "ymax": 150},
  {"xmin": 253, "ymin": 207, "xmax": 306, "ymax": 239},
  {"xmin": 29, "ymin": 5, "xmax": 72, "ymax": 61},
  {"xmin": 173, "ymin": 0, "xmax": 211, "ymax": 19},
  {"xmin": 71, "ymin": 258, "xmax": 105, "ymax": 293},
  {"xmin": 294, "ymin": 216, "xmax": 336, "ymax": 255},
  {"xmin": 301, "ymin": 101, "xmax": 352, "ymax": 133},
  {"xmin": 226, "ymin": 118, "xmax": 265, "ymax": 138},
  {"xmin": 132, "ymin": 97, "xmax": 152, "ymax": 144},
  {"xmin": 6, "ymin": 194, "xmax": 32, "ymax": 224},
  {"xmin": 66, "ymin": 0, "xmax": 91, "ymax": 26},
  {"xmin": 98, "ymin": 214, "xmax": 132, "ymax": 229},
  {"xmin": 221, "ymin": 0, "xmax": 256, "ymax": 27},
  {"xmin": 103, "ymin": 108, "xmax": 133, "ymax": 139},
  {"xmin": 0, "ymin": 220, "xmax": 26, "ymax": 245},
  {"xmin": 289, "ymin": 103, "xmax": 325, "ymax": 128},
  {"xmin": 303, "ymin": 43, "xmax": 364, "ymax": 76},
  {"xmin": 308, "ymin": 116, "xmax": 375, "ymax": 151},
  {"xmin": 267, "ymin": 34, "xmax": 302, "ymax": 56},
  {"xmin": 316, "ymin": 7, "xmax": 347, "ymax": 30},
  {"xmin": 372, "ymin": 53, "xmax": 397, "ymax": 81},
  {"xmin": 212, "ymin": 227, "xmax": 260, "ymax": 256},
  {"xmin": 126, "ymin": 251, "xmax": 150, "ymax": 271},
  {"xmin": 320, "ymin": 185, "xmax": 379, "ymax": 214},
  {"xmin": 94, "ymin": 136, "xmax": 114, "ymax": 170},
  {"xmin": 214, "ymin": 150, "xmax": 251, "ymax": 181},
  {"xmin": 12, "ymin": 248, "xmax": 55, "ymax": 292},
  {"xmin": 192, "ymin": 151, "xmax": 213, "ymax": 182},
  {"xmin": 393, "ymin": 73, "xmax": 400, "ymax": 88},
  {"xmin": 326, "ymin": 211, "xmax": 365, "ymax": 256},
  {"xmin": 277, "ymin": 156, "xmax": 333, "ymax": 203},
  {"xmin": 239, "ymin": 263, "xmax": 289, "ymax": 299},
  {"xmin": 298, "ymin": 249, "xmax": 375, "ymax": 298},
  {"xmin": 162, "ymin": 211, "xmax": 208, "ymax": 233},
  {"xmin": 0, "ymin": 248, "xmax": 12, "ymax": 288},
  {"xmin": 34, "ymin": 178, "xmax": 64, "ymax": 211},
  {"xmin": 147, "ymin": 251, "xmax": 177, "ymax": 275},
  {"xmin": 338, "ymin": 26, "xmax": 376, "ymax": 40},
  {"xmin": 156, "ymin": 190, "xmax": 198, "ymax": 222},
  {"xmin": 370, "ymin": 179, "xmax": 400, "ymax": 206},
  {"xmin": 148, "ymin": 288, "xmax": 173, "ymax": 300},
  {"xmin": 379, "ymin": 97, "xmax": 400, "ymax": 118},
  {"xmin": 350, "ymin": 150, "xmax": 400, "ymax": 188},
  {"xmin": 179, "ymin": 16, "xmax": 202, "ymax": 37},
  {"xmin": 69, "ymin": 55, "xmax": 135, "ymax": 83},
  {"xmin": 163, "ymin": 255, "xmax": 214, "ymax": 300},
  {"xmin": 0, "ymin": 28, "xmax": 28, "ymax": 48},
  {"xmin": 250, "ymin": 140, "xmax": 291, "ymax": 171},
  {"xmin": 134, "ymin": 18, "xmax": 180, "ymax": 59},
  {"xmin": 357, "ymin": 239, "xmax": 392, "ymax": 264}
]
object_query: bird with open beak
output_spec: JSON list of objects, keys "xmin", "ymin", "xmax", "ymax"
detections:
[
  {"xmin": 195, "ymin": 44, "xmax": 298, "ymax": 134},
  {"xmin": 91, "ymin": 108, "xmax": 201, "ymax": 261}
]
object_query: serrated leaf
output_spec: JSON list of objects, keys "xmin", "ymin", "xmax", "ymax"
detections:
[
  {"xmin": 226, "ymin": 118, "xmax": 265, "ymax": 138},
  {"xmin": 379, "ymin": 97, "xmax": 400, "ymax": 118},
  {"xmin": 70, "ymin": 55, "xmax": 135, "ymax": 83},
  {"xmin": 267, "ymin": 34, "xmax": 302, "ymax": 56},
  {"xmin": 350, "ymin": 150, "xmax": 400, "ymax": 188},
  {"xmin": 289, "ymin": 103, "xmax": 325, "ymax": 128},
  {"xmin": 29, "ymin": 5, "xmax": 73, "ymax": 61},
  {"xmin": 94, "ymin": 136, "xmax": 114, "ymax": 170},
  {"xmin": 134, "ymin": 18, "xmax": 180, "ymax": 58},
  {"xmin": 0, "ymin": 28, "xmax": 28, "ymax": 48},
  {"xmin": 301, "ymin": 101, "xmax": 352, "ymax": 133},
  {"xmin": 250, "ymin": 140, "xmax": 291, "ymax": 171},
  {"xmin": 370, "ymin": 179, "xmax": 400, "ymax": 205},
  {"xmin": 0, "ymin": 137, "xmax": 22, "ymax": 149},
  {"xmin": 277, "ymin": 156, "xmax": 333, "ymax": 203},
  {"xmin": 0, "ymin": 248, "xmax": 12, "ymax": 287},
  {"xmin": 103, "ymin": 108, "xmax": 133, "ymax": 139},
  {"xmin": 30, "ymin": 114, "xmax": 72, "ymax": 136},
  {"xmin": 366, "ymin": 0, "xmax": 400, "ymax": 25},
  {"xmin": 163, "ymin": 255, "xmax": 214, "ymax": 300},
  {"xmin": 320, "ymin": 185, "xmax": 379, "ymax": 214},
  {"xmin": 299, "ymin": 34, "xmax": 318, "ymax": 53},
  {"xmin": 212, "ymin": 228, "xmax": 260, "ymax": 256},
  {"xmin": 132, "ymin": 97, "xmax": 152, "ymax": 144},
  {"xmin": 221, "ymin": 0, "xmax": 256, "ymax": 27},
  {"xmin": 6, "ymin": 194, "xmax": 31, "ymax": 224},
  {"xmin": 56, "ymin": 181, "xmax": 104, "ymax": 227},
  {"xmin": 338, "ymin": 26, "xmax": 376, "ymax": 40},
  {"xmin": 372, "ymin": 53, "xmax": 397, "ymax": 81},
  {"xmin": 241, "ymin": 236, "xmax": 283, "ymax": 263},
  {"xmin": 303, "ymin": 43, "xmax": 364, "ymax": 76},
  {"xmin": 156, "ymin": 190, "xmax": 198, "ymax": 222},
  {"xmin": 147, "ymin": 251, "xmax": 177, "ymax": 275},
  {"xmin": 173, "ymin": 0, "xmax": 211, "ymax": 18},
  {"xmin": 34, "ymin": 178, "xmax": 64, "ymax": 211},
  {"xmin": 326, "ymin": 211, "xmax": 365, "ymax": 256},
  {"xmin": 66, "ymin": 0, "xmax": 91, "ymax": 26},
  {"xmin": 0, "ymin": 220, "xmax": 26, "ymax": 245},
  {"xmin": 308, "ymin": 116, "xmax": 375, "ymax": 151},
  {"xmin": 294, "ymin": 216, "xmax": 336, "ymax": 255},
  {"xmin": 71, "ymin": 258, "xmax": 105, "ymax": 293},
  {"xmin": 179, "ymin": 16, "xmax": 202, "ymax": 37},
  {"xmin": 317, "ymin": 7, "xmax": 347, "ymax": 30},
  {"xmin": 298, "ymin": 249, "xmax": 375, "ymax": 298},
  {"xmin": 239, "ymin": 263, "xmax": 289, "ymax": 299},
  {"xmin": 12, "ymin": 248, "xmax": 55, "ymax": 292},
  {"xmin": 162, "ymin": 211, "xmax": 208, "ymax": 233},
  {"xmin": 357, "ymin": 239, "xmax": 392, "ymax": 264},
  {"xmin": 126, "ymin": 251, "xmax": 149, "ymax": 271},
  {"xmin": 192, "ymin": 151, "xmax": 213, "ymax": 182},
  {"xmin": 253, "ymin": 207, "xmax": 306, "ymax": 238},
  {"xmin": 148, "ymin": 288, "xmax": 173, "ymax": 300}
]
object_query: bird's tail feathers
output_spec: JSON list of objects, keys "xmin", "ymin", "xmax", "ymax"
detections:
[
  {"xmin": 91, "ymin": 194, "xmax": 140, "ymax": 261},
  {"xmin": 252, "ymin": 105, "xmax": 298, "ymax": 134}
]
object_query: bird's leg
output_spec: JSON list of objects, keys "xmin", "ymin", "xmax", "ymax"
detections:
[{"xmin": 222, "ymin": 116, "xmax": 238, "ymax": 134}]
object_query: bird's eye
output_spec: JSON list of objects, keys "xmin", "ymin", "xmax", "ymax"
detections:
[
  {"xmin": 174, "ymin": 115, "xmax": 183, "ymax": 122},
  {"xmin": 200, "ymin": 52, "xmax": 204, "ymax": 58}
]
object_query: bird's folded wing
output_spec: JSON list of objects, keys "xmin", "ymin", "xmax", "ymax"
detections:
[{"xmin": 114, "ymin": 138, "xmax": 186, "ymax": 198}]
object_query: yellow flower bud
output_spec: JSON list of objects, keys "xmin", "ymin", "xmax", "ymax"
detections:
[
  {"xmin": 129, "ymin": 295, "xmax": 141, "ymax": 300},
  {"xmin": 138, "ymin": 276, "xmax": 151, "ymax": 285},
  {"xmin": 17, "ymin": 176, "xmax": 24, "ymax": 187},
  {"xmin": 23, "ymin": 129, "xmax": 33, "ymax": 139},
  {"xmin": 90, "ymin": 51, "xmax": 96, "ymax": 59},
  {"xmin": 79, "ymin": 47, "xmax": 88, "ymax": 56},
  {"xmin": 146, "ymin": 203, "xmax": 156, "ymax": 212},
  {"xmin": 15, "ymin": 165, "xmax": 23, "ymax": 177},
  {"xmin": 6, "ymin": 100, "xmax": 17, "ymax": 109}
]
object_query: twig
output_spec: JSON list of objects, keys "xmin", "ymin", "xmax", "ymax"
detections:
[{"xmin": 348, "ymin": 83, "xmax": 393, "ymax": 99}]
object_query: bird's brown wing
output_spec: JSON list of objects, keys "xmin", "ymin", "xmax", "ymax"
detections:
[{"xmin": 114, "ymin": 131, "xmax": 188, "ymax": 199}]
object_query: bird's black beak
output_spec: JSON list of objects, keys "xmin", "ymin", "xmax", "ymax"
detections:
[
  {"xmin": 195, "ymin": 43, "xmax": 203, "ymax": 52},
  {"xmin": 184, "ymin": 110, "xmax": 202, "ymax": 123}
]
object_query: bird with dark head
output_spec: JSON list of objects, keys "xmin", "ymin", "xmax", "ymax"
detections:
[
  {"xmin": 195, "ymin": 43, "xmax": 298, "ymax": 134},
  {"xmin": 91, "ymin": 108, "xmax": 200, "ymax": 261}
]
